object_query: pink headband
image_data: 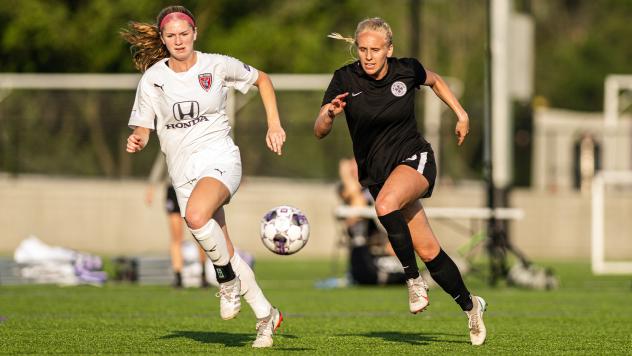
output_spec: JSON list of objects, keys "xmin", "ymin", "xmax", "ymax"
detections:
[{"xmin": 159, "ymin": 12, "xmax": 195, "ymax": 30}]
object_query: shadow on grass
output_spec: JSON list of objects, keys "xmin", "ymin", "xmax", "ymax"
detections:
[
  {"xmin": 160, "ymin": 330, "xmax": 305, "ymax": 349},
  {"xmin": 160, "ymin": 331, "xmax": 251, "ymax": 347},
  {"xmin": 338, "ymin": 331, "xmax": 468, "ymax": 346}
]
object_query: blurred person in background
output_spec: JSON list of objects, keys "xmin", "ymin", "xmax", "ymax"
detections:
[
  {"xmin": 314, "ymin": 17, "xmax": 487, "ymax": 345},
  {"xmin": 338, "ymin": 158, "xmax": 406, "ymax": 286},
  {"xmin": 145, "ymin": 154, "xmax": 209, "ymax": 288},
  {"xmin": 121, "ymin": 5, "xmax": 285, "ymax": 348}
]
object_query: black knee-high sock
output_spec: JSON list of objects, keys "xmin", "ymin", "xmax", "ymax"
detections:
[
  {"xmin": 378, "ymin": 210, "xmax": 420, "ymax": 280},
  {"xmin": 424, "ymin": 249, "xmax": 473, "ymax": 311}
]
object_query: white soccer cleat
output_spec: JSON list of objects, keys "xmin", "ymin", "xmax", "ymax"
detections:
[
  {"xmin": 406, "ymin": 275, "xmax": 430, "ymax": 314},
  {"xmin": 252, "ymin": 307, "xmax": 283, "ymax": 348},
  {"xmin": 216, "ymin": 277, "xmax": 241, "ymax": 320},
  {"xmin": 465, "ymin": 295, "xmax": 487, "ymax": 345}
]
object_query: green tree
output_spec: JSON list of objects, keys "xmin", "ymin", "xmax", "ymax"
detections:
[{"xmin": 1, "ymin": 0, "xmax": 631, "ymax": 180}]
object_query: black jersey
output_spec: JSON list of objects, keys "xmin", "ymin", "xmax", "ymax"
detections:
[{"xmin": 322, "ymin": 57, "xmax": 432, "ymax": 186}]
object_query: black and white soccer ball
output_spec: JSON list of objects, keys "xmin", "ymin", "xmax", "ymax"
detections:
[{"xmin": 260, "ymin": 206, "xmax": 310, "ymax": 255}]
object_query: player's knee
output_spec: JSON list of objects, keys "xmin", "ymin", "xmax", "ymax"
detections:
[
  {"xmin": 418, "ymin": 246, "xmax": 440, "ymax": 262},
  {"xmin": 375, "ymin": 194, "xmax": 399, "ymax": 217},
  {"xmin": 184, "ymin": 208, "xmax": 208, "ymax": 230}
]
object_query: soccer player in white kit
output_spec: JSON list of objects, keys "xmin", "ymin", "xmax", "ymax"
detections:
[{"xmin": 122, "ymin": 5, "xmax": 284, "ymax": 348}]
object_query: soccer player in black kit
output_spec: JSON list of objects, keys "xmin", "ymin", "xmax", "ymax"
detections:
[{"xmin": 314, "ymin": 17, "xmax": 487, "ymax": 346}]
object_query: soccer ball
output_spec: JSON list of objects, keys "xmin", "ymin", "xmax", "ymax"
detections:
[{"xmin": 260, "ymin": 206, "xmax": 310, "ymax": 255}]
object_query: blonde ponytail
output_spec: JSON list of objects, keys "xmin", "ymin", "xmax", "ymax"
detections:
[{"xmin": 327, "ymin": 32, "xmax": 354, "ymax": 44}]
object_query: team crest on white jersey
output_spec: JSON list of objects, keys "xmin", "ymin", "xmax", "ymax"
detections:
[
  {"xmin": 198, "ymin": 73, "xmax": 212, "ymax": 91},
  {"xmin": 391, "ymin": 81, "xmax": 407, "ymax": 97}
]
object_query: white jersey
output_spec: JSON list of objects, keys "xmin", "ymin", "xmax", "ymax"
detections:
[{"xmin": 128, "ymin": 51, "xmax": 258, "ymax": 180}]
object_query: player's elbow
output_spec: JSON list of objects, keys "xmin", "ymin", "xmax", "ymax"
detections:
[
  {"xmin": 314, "ymin": 124, "xmax": 329, "ymax": 139},
  {"xmin": 314, "ymin": 128, "xmax": 325, "ymax": 139}
]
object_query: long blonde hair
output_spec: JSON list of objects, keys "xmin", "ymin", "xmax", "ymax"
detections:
[
  {"xmin": 120, "ymin": 6, "xmax": 196, "ymax": 72},
  {"xmin": 328, "ymin": 17, "xmax": 393, "ymax": 47}
]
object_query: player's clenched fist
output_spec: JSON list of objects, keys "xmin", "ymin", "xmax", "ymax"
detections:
[{"xmin": 126, "ymin": 134, "xmax": 146, "ymax": 153}]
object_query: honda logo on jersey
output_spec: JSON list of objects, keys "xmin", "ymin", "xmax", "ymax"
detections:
[
  {"xmin": 172, "ymin": 101, "xmax": 200, "ymax": 121},
  {"xmin": 198, "ymin": 73, "xmax": 212, "ymax": 91}
]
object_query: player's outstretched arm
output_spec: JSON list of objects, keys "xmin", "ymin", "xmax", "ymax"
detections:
[
  {"xmin": 424, "ymin": 70, "xmax": 470, "ymax": 146},
  {"xmin": 314, "ymin": 92, "xmax": 348, "ymax": 139},
  {"xmin": 126, "ymin": 127, "xmax": 150, "ymax": 153},
  {"xmin": 254, "ymin": 70, "xmax": 286, "ymax": 155}
]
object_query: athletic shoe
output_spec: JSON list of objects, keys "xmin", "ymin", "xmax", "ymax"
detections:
[
  {"xmin": 216, "ymin": 277, "xmax": 241, "ymax": 320},
  {"xmin": 252, "ymin": 307, "xmax": 283, "ymax": 348},
  {"xmin": 465, "ymin": 295, "xmax": 487, "ymax": 345},
  {"xmin": 406, "ymin": 275, "xmax": 430, "ymax": 314}
]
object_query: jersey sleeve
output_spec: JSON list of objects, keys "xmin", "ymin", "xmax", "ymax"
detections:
[
  {"xmin": 128, "ymin": 76, "xmax": 156, "ymax": 130},
  {"xmin": 321, "ymin": 70, "xmax": 345, "ymax": 106},
  {"xmin": 411, "ymin": 58, "xmax": 427, "ymax": 87},
  {"xmin": 223, "ymin": 55, "xmax": 259, "ymax": 94}
]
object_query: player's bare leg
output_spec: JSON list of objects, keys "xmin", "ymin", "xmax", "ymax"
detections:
[
  {"xmin": 402, "ymin": 201, "xmax": 440, "ymax": 263},
  {"xmin": 185, "ymin": 177, "xmax": 240, "ymax": 320},
  {"xmin": 403, "ymin": 189, "xmax": 487, "ymax": 345},
  {"xmin": 375, "ymin": 165, "xmax": 431, "ymax": 313},
  {"xmin": 214, "ymin": 207, "xmax": 282, "ymax": 347},
  {"xmin": 168, "ymin": 213, "xmax": 185, "ymax": 288}
]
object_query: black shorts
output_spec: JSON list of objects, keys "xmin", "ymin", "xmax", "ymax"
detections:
[
  {"xmin": 165, "ymin": 185, "xmax": 180, "ymax": 214},
  {"xmin": 368, "ymin": 149, "xmax": 437, "ymax": 200}
]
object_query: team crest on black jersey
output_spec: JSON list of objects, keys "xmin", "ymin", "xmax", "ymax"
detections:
[
  {"xmin": 391, "ymin": 81, "xmax": 407, "ymax": 97},
  {"xmin": 198, "ymin": 73, "xmax": 212, "ymax": 92}
]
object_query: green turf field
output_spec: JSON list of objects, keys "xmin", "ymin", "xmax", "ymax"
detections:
[{"xmin": 1, "ymin": 259, "xmax": 630, "ymax": 354}]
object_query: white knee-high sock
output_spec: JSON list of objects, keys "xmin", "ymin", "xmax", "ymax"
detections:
[
  {"xmin": 231, "ymin": 253, "xmax": 271, "ymax": 318},
  {"xmin": 189, "ymin": 219, "xmax": 230, "ymax": 266}
]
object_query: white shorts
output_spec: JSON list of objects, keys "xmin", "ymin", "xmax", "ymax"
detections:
[{"xmin": 171, "ymin": 141, "xmax": 242, "ymax": 217}]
